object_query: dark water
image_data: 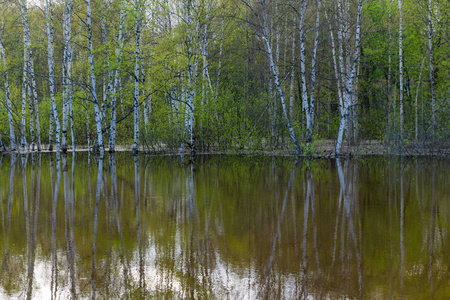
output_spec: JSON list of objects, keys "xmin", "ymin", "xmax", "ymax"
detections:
[{"xmin": 0, "ymin": 153, "xmax": 449, "ymax": 299}]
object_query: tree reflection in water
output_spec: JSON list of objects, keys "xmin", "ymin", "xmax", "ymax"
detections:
[{"xmin": 0, "ymin": 155, "xmax": 449, "ymax": 298}]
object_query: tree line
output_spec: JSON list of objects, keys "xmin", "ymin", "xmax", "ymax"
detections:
[{"xmin": 0, "ymin": 0, "xmax": 448, "ymax": 158}]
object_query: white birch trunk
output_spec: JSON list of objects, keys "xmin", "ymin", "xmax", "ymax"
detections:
[
  {"xmin": 109, "ymin": 0, "xmax": 126, "ymax": 152},
  {"xmin": 45, "ymin": 0, "xmax": 61, "ymax": 154},
  {"xmin": 29, "ymin": 58, "xmax": 41, "ymax": 151},
  {"xmin": 325, "ymin": 8, "xmax": 343, "ymax": 115},
  {"xmin": 289, "ymin": 16, "xmax": 296, "ymax": 120},
  {"xmin": 261, "ymin": 4, "xmax": 302, "ymax": 156},
  {"xmin": 62, "ymin": 0, "xmax": 73, "ymax": 153},
  {"xmin": 388, "ymin": 0, "xmax": 392, "ymax": 138},
  {"xmin": 335, "ymin": 0, "xmax": 363, "ymax": 155},
  {"xmin": 427, "ymin": 0, "xmax": 436, "ymax": 139},
  {"xmin": 300, "ymin": 0, "xmax": 320, "ymax": 147},
  {"xmin": 398, "ymin": 0, "xmax": 404, "ymax": 139},
  {"xmin": 133, "ymin": 1, "xmax": 142, "ymax": 155},
  {"xmin": 87, "ymin": 0, "xmax": 105, "ymax": 157},
  {"xmin": 0, "ymin": 38, "xmax": 16, "ymax": 151},
  {"xmin": 415, "ymin": 58, "xmax": 425, "ymax": 142},
  {"xmin": 21, "ymin": 0, "xmax": 41, "ymax": 151}
]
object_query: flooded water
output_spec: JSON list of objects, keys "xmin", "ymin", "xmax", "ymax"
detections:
[{"xmin": 0, "ymin": 153, "xmax": 449, "ymax": 299}]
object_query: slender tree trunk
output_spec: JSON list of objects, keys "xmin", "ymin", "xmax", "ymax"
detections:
[
  {"xmin": 133, "ymin": 0, "xmax": 142, "ymax": 155},
  {"xmin": 0, "ymin": 37, "xmax": 16, "ymax": 151},
  {"xmin": 87, "ymin": 0, "xmax": 105, "ymax": 157},
  {"xmin": 30, "ymin": 59, "xmax": 41, "ymax": 151},
  {"xmin": 261, "ymin": 2, "xmax": 302, "ymax": 156},
  {"xmin": 398, "ymin": 0, "xmax": 404, "ymax": 140},
  {"xmin": 325, "ymin": 8, "xmax": 343, "ymax": 115},
  {"xmin": 415, "ymin": 58, "xmax": 425, "ymax": 142},
  {"xmin": 335, "ymin": 0, "xmax": 363, "ymax": 155},
  {"xmin": 45, "ymin": 0, "xmax": 61, "ymax": 155},
  {"xmin": 387, "ymin": 0, "xmax": 392, "ymax": 140},
  {"xmin": 62, "ymin": 0, "xmax": 72, "ymax": 152},
  {"xmin": 289, "ymin": 16, "xmax": 296, "ymax": 120},
  {"xmin": 427, "ymin": 0, "xmax": 436, "ymax": 140},
  {"xmin": 21, "ymin": 0, "xmax": 41, "ymax": 151},
  {"xmin": 109, "ymin": 0, "xmax": 126, "ymax": 152}
]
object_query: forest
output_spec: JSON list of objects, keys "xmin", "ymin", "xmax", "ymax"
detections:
[{"xmin": 0, "ymin": 0, "xmax": 448, "ymax": 158}]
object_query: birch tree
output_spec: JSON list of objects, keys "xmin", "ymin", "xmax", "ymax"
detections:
[
  {"xmin": 299, "ymin": 0, "xmax": 321, "ymax": 148},
  {"xmin": 87, "ymin": 0, "xmax": 105, "ymax": 157},
  {"xmin": 180, "ymin": 0, "xmax": 199, "ymax": 159},
  {"xmin": 247, "ymin": 0, "xmax": 302, "ymax": 156},
  {"xmin": 109, "ymin": 0, "xmax": 126, "ymax": 152},
  {"xmin": 133, "ymin": 0, "xmax": 143, "ymax": 155},
  {"xmin": 62, "ymin": 0, "xmax": 73, "ymax": 152},
  {"xmin": 0, "ymin": 36, "xmax": 16, "ymax": 151},
  {"xmin": 427, "ymin": 0, "xmax": 436, "ymax": 139},
  {"xmin": 45, "ymin": 0, "xmax": 61, "ymax": 155},
  {"xmin": 398, "ymin": 0, "xmax": 404, "ymax": 139},
  {"xmin": 335, "ymin": 0, "xmax": 363, "ymax": 155},
  {"xmin": 20, "ymin": 0, "xmax": 41, "ymax": 151}
]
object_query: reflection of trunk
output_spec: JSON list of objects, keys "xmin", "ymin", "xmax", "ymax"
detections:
[
  {"xmin": 91, "ymin": 158, "xmax": 104, "ymax": 298},
  {"xmin": 50, "ymin": 155, "xmax": 60, "ymax": 298},
  {"xmin": 400, "ymin": 160, "xmax": 404, "ymax": 295},
  {"xmin": 63, "ymin": 155, "xmax": 77, "ymax": 297},
  {"xmin": 262, "ymin": 163, "xmax": 297, "ymax": 293},
  {"xmin": 336, "ymin": 159, "xmax": 363, "ymax": 297},
  {"xmin": 109, "ymin": 154, "xmax": 129, "ymax": 296},
  {"xmin": 26, "ymin": 155, "xmax": 40, "ymax": 299},
  {"xmin": 1, "ymin": 155, "xmax": 16, "ymax": 274},
  {"xmin": 134, "ymin": 156, "xmax": 146, "ymax": 293},
  {"xmin": 429, "ymin": 162, "xmax": 436, "ymax": 297}
]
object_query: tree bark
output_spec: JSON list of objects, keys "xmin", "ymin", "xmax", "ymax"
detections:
[
  {"xmin": 398, "ymin": 0, "xmax": 404, "ymax": 140},
  {"xmin": 45, "ymin": 0, "xmax": 61, "ymax": 155},
  {"xmin": 133, "ymin": 0, "xmax": 142, "ymax": 156},
  {"xmin": 335, "ymin": 0, "xmax": 363, "ymax": 155},
  {"xmin": 87, "ymin": 0, "xmax": 105, "ymax": 157},
  {"xmin": 260, "ymin": 1, "xmax": 302, "ymax": 156},
  {"xmin": 109, "ymin": 0, "xmax": 126, "ymax": 152},
  {"xmin": 0, "ymin": 37, "xmax": 16, "ymax": 151},
  {"xmin": 427, "ymin": 0, "xmax": 436, "ymax": 140}
]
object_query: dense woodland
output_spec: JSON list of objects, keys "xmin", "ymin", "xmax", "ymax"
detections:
[{"xmin": 0, "ymin": 0, "xmax": 448, "ymax": 157}]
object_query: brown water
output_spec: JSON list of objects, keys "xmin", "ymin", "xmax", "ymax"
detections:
[{"xmin": 0, "ymin": 153, "xmax": 449, "ymax": 299}]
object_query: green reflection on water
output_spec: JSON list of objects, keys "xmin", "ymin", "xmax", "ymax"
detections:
[{"xmin": 0, "ymin": 154, "xmax": 449, "ymax": 299}]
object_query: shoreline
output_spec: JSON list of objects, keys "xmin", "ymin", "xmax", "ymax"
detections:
[{"xmin": 1, "ymin": 139, "xmax": 450, "ymax": 158}]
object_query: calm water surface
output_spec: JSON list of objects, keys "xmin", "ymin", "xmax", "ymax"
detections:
[{"xmin": 0, "ymin": 153, "xmax": 449, "ymax": 299}]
